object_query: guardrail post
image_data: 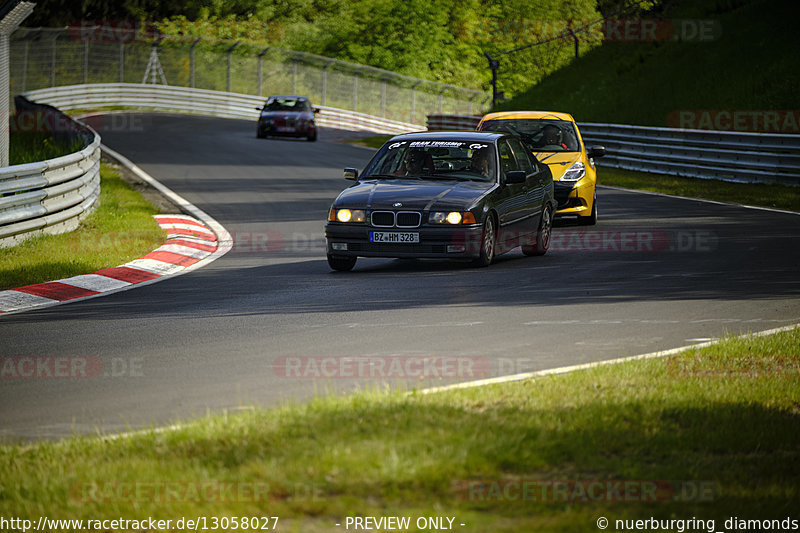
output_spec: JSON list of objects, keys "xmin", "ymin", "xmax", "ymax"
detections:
[
  {"xmin": 257, "ymin": 46, "xmax": 269, "ymax": 96},
  {"xmin": 226, "ymin": 41, "xmax": 240, "ymax": 93},
  {"xmin": 190, "ymin": 38, "xmax": 200, "ymax": 88},
  {"xmin": 438, "ymin": 86, "xmax": 447, "ymax": 114}
]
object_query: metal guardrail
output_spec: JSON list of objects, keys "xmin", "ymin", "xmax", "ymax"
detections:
[
  {"xmin": 24, "ymin": 83, "xmax": 425, "ymax": 135},
  {"xmin": 426, "ymin": 114, "xmax": 800, "ymax": 185},
  {"xmin": 0, "ymin": 99, "xmax": 100, "ymax": 247}
]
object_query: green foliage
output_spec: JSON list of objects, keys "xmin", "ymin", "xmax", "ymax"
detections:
[
  {"xmin": 31, "ymin": 0, "xmax": 606, "ymax": 97},
  {"xmin": 495, "ymin": 0, "xmax": 800, "ymax": 125}
]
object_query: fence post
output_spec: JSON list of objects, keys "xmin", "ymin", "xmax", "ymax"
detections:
[
  {"xmin": 257, "ymin": 46, "xmax": 269, "ymax": 96},
  {"xmin": 118, "ymin": 41, "xmax": 124, "ymax": 83},
  {"xmin": 83, "ymin": 39, "xmax": 88, "ymax": 84},
  {"xmin": 410, "ymin": 81, "xmax": 421, "ymax": 125},
  {"xmin": 190, "ymin": 37, "xmax": 200, "ymax": 88},
  {"xmin": 50, "ymin": 31, "xmax": 59, "ymax": 87},
  {"xmin": 226, "ymin": 41, "xmax": 240, "ymax": 93},
  {"xmin": 352, "ymin": 69, "xmax": 360, "ymax": 112},
  {"xmin": 291, "ymin": 58, "xmax": 297, "ymax": 94},
  {"xmin": 321, "ymin": 62, "xmax": 329, "ymax": 106},
  {"xmin": 380, "ymin": 79, "xmax": 386, "ymax": 118},
  {"xmin": 20, "ymin": 39, "xmax": 28, "ymax": 93}
]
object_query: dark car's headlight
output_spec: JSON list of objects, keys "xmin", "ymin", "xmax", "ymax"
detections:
[
  {"xmin": 329, "ymin": 208, "xmax": 366, "ymax": 223},
  {"xmin": 560, "ymin": 161, "xmax": 585, "ymax": 182},
  {"xmin": 428, "ymin": 211, "xmax": 477, "ymax": 225}
]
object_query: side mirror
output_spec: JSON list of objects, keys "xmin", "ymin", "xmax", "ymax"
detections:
[
  {"xmin": 255, "ymin": 107, "xmax": 262, "ymax": 111},
  {"xmin": 313, "ymin": 108, "xmax": 320, "ymax": 114},
  {"xmin": 344, "ymin": 168, "xmax": 358, "ymax": 181},
  {"xmin": 504, "ymin": 170, "xmax": 526, "ymax": 184},
  {"xmin": 588, "ymin": 146, "xmax": 606, "ymax": 158}
]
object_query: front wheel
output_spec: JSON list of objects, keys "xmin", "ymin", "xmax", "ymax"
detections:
[
  {"xmin": 327, "ymin": 254, "xmax": 356, "ymax": 272},
  {"xmin": 307, "ymin": 130, "xmax": 317, "ymax": 142},
  {"xmin": 472, "ymin": 215, "xmax": 496, "ymax": 267},
  {"xmin": 522, "ymin": 203, "xmax": 553, "ymax": 256}
]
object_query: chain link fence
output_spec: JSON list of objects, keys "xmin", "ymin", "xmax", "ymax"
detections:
[{"xmin": 9, "ymin": 27, "xmax": 490, "ymax": 126}]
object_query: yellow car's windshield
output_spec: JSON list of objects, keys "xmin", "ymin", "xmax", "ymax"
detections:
[{"xmin": 480, "ymin": 119, "xmax": 580, "ymax": 153}]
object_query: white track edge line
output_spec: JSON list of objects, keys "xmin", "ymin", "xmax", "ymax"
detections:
[
  {"xmin": 47, "ymin": 322, "xmax": 798, "ymax": 445},
  {"xmin": 417, "ymin": 323, "xmax": 800, "ymax": 394}
]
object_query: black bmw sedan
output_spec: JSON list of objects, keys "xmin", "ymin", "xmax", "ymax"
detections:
[{"xmin": 324, "ymin": 131, "xmax": 556, "ymax": 271}]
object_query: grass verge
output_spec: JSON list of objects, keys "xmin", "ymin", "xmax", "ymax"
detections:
[
  {"xmin": 2, "ymin": 328, "xmax": 797, "ymax": 531},
  {"xmin": 600, "ymin": 166, "xmax": 800, "ymax": 212},
  {"xmin": 0, "ymin": 163, "xmax": 165, "ymax": 290}
]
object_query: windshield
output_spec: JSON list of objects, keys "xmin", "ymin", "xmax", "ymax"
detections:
[
  {"xmin": 362, "ymin": 140, "xmax": 497, "ymax": 182},
  {"xmin": 480, "ymin": 119, "xmax": 580, "ymax": 153},
  {"xmin": 263, "ymin": 97, "xmax": 310, "ymax": 112}
]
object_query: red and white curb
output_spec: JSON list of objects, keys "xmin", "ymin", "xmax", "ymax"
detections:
[{"xmin": 0, "ymin": 215, "xmax": 223, "ymax": 315}]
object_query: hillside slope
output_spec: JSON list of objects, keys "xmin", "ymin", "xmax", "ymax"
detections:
[{"xmin": 494, "ymin": 0, "xmax": 800, "ymax": 129}]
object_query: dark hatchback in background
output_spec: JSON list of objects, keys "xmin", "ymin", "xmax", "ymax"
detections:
[
  {"xmin": 324, "ymin": 131, "xmax": 556, "ymax": 271},
  {"xmin": 256, "ymin": 95, "xmax": 319, "ymax": 141}
]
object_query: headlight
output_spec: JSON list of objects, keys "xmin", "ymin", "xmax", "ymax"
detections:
[
  {"xmin": 429, "ymin": 211, "xmax": 477, "ymax": 225},
  {"xmin": 560, "ymin": 161, "xmax": 585, "ymax": 182},
  {"xmin": 331, "ymin": 208, "xmax": 365, "ymax": 223}
]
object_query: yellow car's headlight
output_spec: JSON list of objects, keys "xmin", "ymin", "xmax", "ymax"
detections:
[{"xmin": 560, "ymin": 161, "xmax": 586, "ymax": 182}]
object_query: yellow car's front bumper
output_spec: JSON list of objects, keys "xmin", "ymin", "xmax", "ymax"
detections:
[{"xmin": 554, "ymin": 178, "xmax": 595, "ymax": 216}]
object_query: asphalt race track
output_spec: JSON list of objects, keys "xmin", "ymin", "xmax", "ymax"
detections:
[{"xmin": 1, "ymin": 113, "xmax": 799, "ymax": 440}]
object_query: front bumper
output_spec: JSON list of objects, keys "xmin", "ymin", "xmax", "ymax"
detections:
[
  {"xmin": 554, "ymin": 179, "xmax": 593, "ymax": 216},
  {"xmin": 325, "ymin": 224, "xmax": 484, "ymax": 259},
  {"xmin": 257, "ymin": 122, "xmax": 315, "ymax": 137}
]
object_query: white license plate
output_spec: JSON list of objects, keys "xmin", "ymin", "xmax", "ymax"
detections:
[
  {"xmin": 276, "ymin": 126, "xmax": 295, "ymax": 132},
  {"xmin": 369, "ymin": 231, "xmax": 419, "ymax": 243}
]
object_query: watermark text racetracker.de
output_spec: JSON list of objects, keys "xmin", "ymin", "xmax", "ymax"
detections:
[
  {"xmin": 458, "ymin": 479, "xmax": 719, "ymax": 503},
  {"xmin": 0, "ymin": 356, "xmax": 144, "ymax": 379},
  {"xmin": 222, "ymin": 229, "xmax": 718, "ymax": 255}
]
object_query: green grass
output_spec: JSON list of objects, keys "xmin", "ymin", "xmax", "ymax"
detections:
[
  {"xmin": 495, "ymin": 0, "xmax": 800, "ymax": 128},
  {"xmin": 9, "ymin": 131, "xmax": 85, "ymax": 166},
  {"xmin": 600, "ymin": 166, "xmax": 800, "ymax": 212},
  {"xmin": 0, "ymin": 163, "xmax": 165, "ymax": 290},
  {"xmin": 2, "ymin": 328, "xmax": 797, "ymax": 531},
  {"xmin": 346, "ymin": 134, "xmax": 393, "ymax": 149}
]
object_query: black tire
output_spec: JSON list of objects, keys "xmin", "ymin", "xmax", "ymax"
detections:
[
  {"xmin": 327, "ymin": 254, "xmax": 356, "ymax": 272},
  {"xmin": 256, "ymin": 128, "xmax": 266, "ymax": 139},
  {"xmin": 577, "ymin": 190, "xmax": 597, "ymax": 226},
  {"xmin": 307, "ymin": 130, "xmax": 317, "ymax": 142},
  {"xmin": 472, "ymin": 215, "xmax": 496, "ymax": 267},
  {"xmin": 522, "ymin": 203, "xmax": 554, "ymax": 256}
]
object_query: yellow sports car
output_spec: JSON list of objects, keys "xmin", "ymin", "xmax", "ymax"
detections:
[{"xmin": 477, "ymin": 111, "xmax": 605, "ymax": 225}]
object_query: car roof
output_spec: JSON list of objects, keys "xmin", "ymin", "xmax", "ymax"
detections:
[
  {"xmin": 480, "ymin": 111, "xmax": 576, "ymax": 122},
  {"xmin": 388, "ymin": 131, "xmax": 505, "ymax": 143}
]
